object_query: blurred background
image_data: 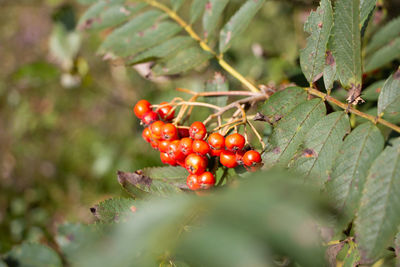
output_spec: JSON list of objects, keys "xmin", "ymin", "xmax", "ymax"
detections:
[{"xmin": 1, "ymin": 0, "xmax": 399, "ymax": 254}]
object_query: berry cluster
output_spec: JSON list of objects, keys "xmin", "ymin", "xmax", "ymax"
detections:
[{"xmin": 134, "ymin": 100, "xmax": 262, "ymax": 191}]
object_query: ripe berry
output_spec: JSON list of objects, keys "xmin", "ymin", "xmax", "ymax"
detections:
[
  {"xmin": 235, "ymin": 150, "xmax": 245, "ymax": 165},
  {"xmin": 225, "ymin": 133, "xmax": 245, "ymax": 152},
  {"xmin": 220, "ymin": 150, "xmax": 238, "ymax": 168},
  {"xmin": 189, "ymin": 121, "xmax": 207, "ymax": 140},
  {"xmin": 158, "ymin": 140, "xmax": 170, "ymax": 153},
  {"xmin": 168, "ymin": 140, "xmax": 185, "ymax": 161},
  {"xmin": 178, "ymin": 127, "xmax": 190, "ymax": 138},
  {"xmin": 142, "ymin": 111, "xmax": 159, "ymax": 126},
  {"xmin": 198, "ymin": 172, "xmax": 215, "ymax": 189},
  {"xmin": 160, "ymin": 152, "xmax": 176, "ymax": 166},
  {"xmin": 157, "ymin": 102, "xmax": 175, "ymax": 121},
  {"xmin": 192, "ymin": 140, "xmax": 210, "ymax": 156},
  {"xmin": 185, "ymin": 153, "xmax": 207, "ymax": 174},
  {"xmin": 208, "ymin": 132, "xmax": 225, "ymax": 150},
  {"xmin": 210, "ymin": 149, "xmax": 223, "ymax": 157},
  {"xmin": 134, "ymin": 100, "xmax": 152, "ymax": 119},
  {"xmin": 161, "ymin": 123, "xmax": 178, "ymax": 140},
  {"xmin": 142, "ymin": 127, "xmax": 152, "ymax": 143},
  {"xmin": 150, "ymin": 120, "xmax": 165, "ymax": 140},
  {"xmin": 243, "ymin": 150, "xmax": 262, "ymax": 167},
  {"xmin": 179, "ymin": 138, "xmax": 193, "ymax": 156},
  {"xmin": 150, "ymin": 138, "xmax": 159, "ymax": 149},
  {"xmin": 187, "ymin": 174, "xmax": 200, "ymax": 190}
]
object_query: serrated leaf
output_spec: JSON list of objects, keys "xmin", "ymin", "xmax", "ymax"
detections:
[
  {"xmin": 261, "ymin": 86, "xmax": 308, "ymax": 120},
  {"xmin": 78, "ymin": 2, "xmax": 146, "ymax": 31},
  {"xmin": 300, "ymin": 0, "xmax": 333, "ymax": 84},
  {"xmin": 333, "ymin": 0, "xmax": 362, "ymax": 91},
  {"xmin": 355, "ymin": 137, "xmax": 400, "ymax": 260},
  {"xmin": 365, "ymin": 38, "xmax": 400, "ymax": 72},
  {"xmin": 219, "ymin": 0, "xmax": 265, "ymax": 53},
  {"xmin": 366, "ymin": 16, "xmax": 400, "ymax": 55},
  {"xmin": 377, "ymin": 68, "xmax": 400, "ymax": 121},
  {"xmin": 190, "ymin": 0, "xmax": 208, "ymax": 24},
  {"xmin": 291, "ymin": 111, "xmax": 350, "ymax": 187},
  {"xmin": 117, "ymin": 166, "xmax": 188, "ymax": 197},
  {"xmin": 326, "ymin": 122, "xmax": 384, "ymax": 224},
  {"xmin": 202, "ymin": 0, "xmax": 229, "ymax": 39},
  {"xmin": 90, "ymin": 198, "xmax": 136, "ymax": 223},
  {"xmin": 360, "ymin": 0, "xmax": 377, "ymax": 29},
  {"xmin": 362, "ymin": 80, "xmax": 385, "ymax": 101},
  {"xmin": 127, "ymin": 36, "xmax": 195, "ymax": 65},
  {"xmin": 323, "ymin": 49, "xmax": 337, "ymax": 90},
  {"xmin": 99, "ymin": 10, "xmax": 165, "ymax": 55},
  {"xmin": 263, "ymin": 99, "xmax": 326, "ymax": 168},
  {"xmin": 204, "ymin": 72, "xmax": 229, "ymax": 107},
  {"xmin": 4, "ymin": 243, "xmax": 62, "ymax": 267},
  {"xmin": 152, "ymin": 46, "xmax": 213, "ymax": 75}
]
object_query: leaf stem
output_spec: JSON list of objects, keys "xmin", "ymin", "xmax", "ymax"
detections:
[{"xmin": 305, "ymin": 87, "xmax": 400, "ymax": 133}]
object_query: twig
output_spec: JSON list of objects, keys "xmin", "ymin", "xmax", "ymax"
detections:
[{"xmin": 176, "ymin": 88, "xmax": 257, "ymax": 97}]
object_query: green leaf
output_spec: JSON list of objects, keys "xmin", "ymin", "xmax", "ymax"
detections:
[
  {"xmin": 355, "ymin": 137, "xmax": 400, "ymax": 260},
  {"xmin": 291, "ymin": 111, "xmax": 351, "ymax": 187},
  {"xmin": 395, "ymin": 231, "xmax": 400, "ymax": 265},
  {"xmin": 190, "ymin": 0, "xmax": 208, "ymax": 24},
  {"xmin": 342, "ymin": 241, "xmax": 361, "ymax": 267},
  {"xmin": 360, "ymin": 0, "xmax": 377, "ymax": 29},
  {"xmin": 219, "ymin": 0, "xmax": 265, "ymax": 53},
  {"xmin": 362, "ymin": 80, "xmax": 385, "ymax": 101},
  {"xmin": 204, "ymin": 72, "xmax": 229, "ymax": 107},
  {"xmin": 99, "ymin": 10, "xmax": 165, "ymax": 56},
  {"xmin": 377, "ymin": 68, "xmax": 400, "ymax": 121},
  {"xmin": 300, "ymin": 0, "xmax": 333, "ymax": 84},
  {"xmin": 78, "ymin": 2, "xmax": 146, "ymax": 31},
  {"xmin": 202, "ymin": 0, "xmax": 229, "ymax": 39},
  {"xmin": 263, "ymin": 99, "xmax": 326, "ymax": 168},
  {"xmin": 261, "ymin": 86, "xmax": 308, "ymax": 120},
  {"xmin": 127, "ymin": 36, "xmax": 195, "ymax": 65},
  {"xmin": 323, "ymin": 50, "xmax": 337, "ymax": 90},
  {"xmin": 326, "ymin": 122, "xmax": 384, "ymax": 224},
  {"xmin": 365, "ymin": 37, "xmax": 400, "ymax": 72},
  {"xmin": 90, "ymin": 198, "xmax": 136, "ymax": 223},
  {"xmin": 333, "ymin": 0, "xmax": 362, "ymax": 91},
  {"xmin": 170, "ymin": 0, "xmax": 184, "ymax": 11},
  {"xmin": 366, "ymin": 16, "xmax": 400, "ymax": 55},
  {"xmin": 4, "ymin": 243, "xmax": 62, "ymax": 267},
  {"xmin": 152, "ymin": 46, "xmax": 213, "ymax": 75},
  {"xmin": 117, "ymin": 166, "xmax": 189, "ymax": 197}
]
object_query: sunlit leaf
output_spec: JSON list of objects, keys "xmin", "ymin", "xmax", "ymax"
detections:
[
  {"xmin": 90, "ymin": 198, "xmax": 136, "ymax": 223},
  {"xmin": 355, "ymin": 137, "xmax": 400, "ymax": 260}
]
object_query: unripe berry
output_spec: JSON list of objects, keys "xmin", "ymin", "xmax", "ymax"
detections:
[
  {"xmin": 185, "ymin": 153, "xmax": 207, "ymax": 174},
  {"xmin": 225, "ymin": 133, "xmax": 245, "ymax": 152},
  {"xmin": 220, "ymin": 150, "xmax": 238, "ymax": 168},
  {"xmin": 134, "ymin": 100, "xmax": 152, "ymax": 119},
  {"xmin": 189, "ymin": 121, "xmax": 207, "ymax": 140}
]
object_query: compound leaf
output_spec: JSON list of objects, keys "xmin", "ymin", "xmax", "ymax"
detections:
[
  {"xmin": 377, "ymin": 68, "xmax": 400, "ymax": 121},
  {"xmin": 202, "ymin": 0, "xmax": 229, "ymax": 39}
]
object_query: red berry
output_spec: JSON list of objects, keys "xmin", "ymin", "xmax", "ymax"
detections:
[
  {"xmin": 142, "ymin": 127, "xmax": 152, "ymax": 143},
  {"xmin": 220, "ymin": 150, "xmax": 238, "ymax": 168},
  {"xmin": 150, "ymin": 138, "xmax": 159, "ymax": 149},
  {"xmin": 210, "ymin": 149, "xmax": 223, "ymax": 157},
  {"xmin": 179, "ymin": 138, "xmax": 193, "ymax": 156},
  {"xmin": 142, "ymin": 111, "xmax": 159, "ymax": 126},
  {"xmin": 161, "ymin": 123, "xmax": 178, "ymax": 141},
  {"xmin": 243, "ymin": 150, "xmax": 262, "ymax": 167},
  {"xmin": 189, "ymin": 121, "xmax": 207, "ymax": 140},
  {"xmin": 192, "ymin": 140, "xmax": 210, "ymax": 156},
  {"xmin": 150, "ymin": 120, "xmax": 165, "ymax": 140},
  {"xmin": 168, "ymin": 140, "xmax": 185, "ymax": 161},
  {"xmin": 178, "ymin": 127, "xmax": 190, "ymax": 138},
  {"xmin": 157, "ymin": 102, "xmax": 175, "ymax": 121},
  {"xmin": 187, "ymin": 174, "xmax": 200, "ymax": 190},
  {"xmin": 158, "ymin": 140, "xmax": 170, "ymax": 153},
  {"xmin": 235, "ymin": 150, "xmax": 245, "ymax": 165},
  {"xmin": 198, "ymin": 172, "xmax": 215, "ymax": 189},
  {"xmin": 160, "ymin": 152, "xmax": 176, "ymax": 165},
  {"xmin": 208, "ymin": 132, "xmax": 225, "ymax": 150},
  {"xmin": 185, "ymin": 153, "xmax": 207, "ymax": 174},
  {"xmin": 134, "ymin": 100, "xmax": 152, "ymax": 119},
  {"xmin": 225, "ymin": 133, "xmax": 245, "ymax": 152}
]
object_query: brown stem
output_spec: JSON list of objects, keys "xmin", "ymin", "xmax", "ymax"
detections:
[{"xmin": 176, "ymin": 88, "xmax": 258, "ymax": 97}]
